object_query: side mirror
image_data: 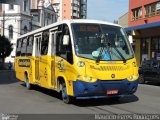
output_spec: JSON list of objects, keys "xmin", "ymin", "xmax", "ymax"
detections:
[
  {"xmin": 128, "ymin": 35, "xmax": 133, "ymax": 44},
  {"xmin": 63, "ymin": 35, "xmax": 69, "ymax": 45}
]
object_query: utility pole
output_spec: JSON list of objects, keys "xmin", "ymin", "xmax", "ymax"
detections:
[{"xmin": 2, "ymin": 11, "xmax": 5, "ymax": 36}]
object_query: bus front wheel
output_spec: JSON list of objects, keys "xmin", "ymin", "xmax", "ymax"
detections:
[{"xmin": 61, "ymin": 83, "xmax": 74, "ymax": 104}]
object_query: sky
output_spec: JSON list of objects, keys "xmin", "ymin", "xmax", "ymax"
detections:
[{"xmin": 87, "ymin": 0, "xmax": 129, "ymax": 22}]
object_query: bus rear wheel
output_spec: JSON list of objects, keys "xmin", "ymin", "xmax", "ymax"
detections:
[
  {"xmin": 61, "ymin": 83, "xmax": 74, "ymax": 104},
  {"xmin": 24, "ymin": 74, "xmax": 32, "ymax": 90}
]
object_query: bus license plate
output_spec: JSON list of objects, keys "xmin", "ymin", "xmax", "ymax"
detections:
[{"xmin": 107, "ymin": 90, "xmax": 118, "ymax": 95}]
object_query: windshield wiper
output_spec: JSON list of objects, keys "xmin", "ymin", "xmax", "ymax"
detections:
[
  {"xmin": 112, "ymin": 46, "xmax": 126, "ymax": 63},
  {"xmin": 96, "ymin": 34, "xmax": 126, "ymax": 63},
  {"xmin": 96, "ymin": 45, "xmax": 105, "ymax": 63}
]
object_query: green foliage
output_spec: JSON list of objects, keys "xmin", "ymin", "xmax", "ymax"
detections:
[{"xmin": 0, "ymin": 35, "xmax": 13, "ymax": 62}]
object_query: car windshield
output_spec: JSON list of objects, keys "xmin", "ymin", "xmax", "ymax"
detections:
[{"xmin": 72, "ymin": 23, "xmax": 134, "ymax": 61}]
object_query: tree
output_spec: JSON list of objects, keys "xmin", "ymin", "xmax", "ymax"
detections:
[{"xmin": 0, "ymin": 35, "xmax": 13, "ymax": 63}]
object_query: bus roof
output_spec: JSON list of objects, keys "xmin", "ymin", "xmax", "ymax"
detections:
[{"xmin": 18, "ymin": 19, "xmax": 121, "ymax": 39}]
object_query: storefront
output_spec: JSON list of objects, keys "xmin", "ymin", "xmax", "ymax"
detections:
[{"xmin": 125, "ymin": 21, "xmax": 160, "ymax": 67}]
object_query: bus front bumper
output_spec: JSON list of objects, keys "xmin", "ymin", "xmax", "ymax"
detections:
[{"xmin": 73, "ymin": 79, "xmax": 138, "ymax": 99}]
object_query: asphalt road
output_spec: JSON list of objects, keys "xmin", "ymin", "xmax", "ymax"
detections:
[{"xmin": 0, "ymin": 71, "xmax": 160, "ymax": 114}]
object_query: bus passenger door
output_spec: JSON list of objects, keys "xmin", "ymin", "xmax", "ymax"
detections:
[
  {"xmin": 50, "ymin": 32, "xmax": 56, "ymax": 88},
  {"xmin": 38, "ymin": 31, "xmax": 49, "ymax": 87},
  {"xmin": 34, "ymin": 34, "xmax": 42, "ymax": 82}
]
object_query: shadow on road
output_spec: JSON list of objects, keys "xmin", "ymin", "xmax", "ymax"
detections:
[
  {"xmin": 0, "ymin": 71, "xmax": 19, "ymax": 84},
  {"xmin": 73, "ymin": 95, "xmax": 139, "ymax": 107},
  {"xmin": 144, "ymin": 82, "xmax": 160, "ymax": 87},
  {"xmin": 21, "ymin": 83, "xmax": 139, "ymax": 106},
  {"xmin": 21, "ymin": 84, "xmax": 62, "ymax": 100}
]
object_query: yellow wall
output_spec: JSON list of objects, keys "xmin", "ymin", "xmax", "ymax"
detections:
[
  {"xmin": 118, "ymin": 12, "xmax": 128, "ymax": 28},
  {"xmin": 147, "ymin": 38, "xmax": 151, "ymax": 60},
  {"xmin": 135, "ymin": 39, "xmax": 141, "ymax": 67}
]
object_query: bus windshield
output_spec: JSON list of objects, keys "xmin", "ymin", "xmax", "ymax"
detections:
[{"xmin": 72, "ymin": 23, "xmax": 134, "ymax": 61}]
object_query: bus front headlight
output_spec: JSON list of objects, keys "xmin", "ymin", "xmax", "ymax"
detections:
[
  {"xmin": 77, "ymin": 75, "xmax": 97, "ymax": 82},
  {"xmin": 128, "ymin": 74, "xmax": 139, "ymax": 81}
]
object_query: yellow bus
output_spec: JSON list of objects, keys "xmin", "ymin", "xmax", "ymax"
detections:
[{"xmin": 15, "ymin": 20, "xmax": 139, "ymax": 103}]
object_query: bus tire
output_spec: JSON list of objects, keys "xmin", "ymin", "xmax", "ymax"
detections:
[
  {"xmin": 61, "ymin": 82, "xmax": 74, "ymax": 104},
  {"xmin": 24, "ymin": 74, "xmax": 32, "ymax": 90}
]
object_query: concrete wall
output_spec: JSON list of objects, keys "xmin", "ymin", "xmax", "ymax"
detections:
[{"xmin": 118, "ymin": 12, "xmax": 128, "ymax": 28}]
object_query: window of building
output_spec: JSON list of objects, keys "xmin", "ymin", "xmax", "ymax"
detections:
[
  {"xmin": 145, "ymin": 5, "xmax": 150, "ymax": 17},
  {"xmin": 9, "ymin": 25, "xmax": 13, "ymax": 39},
  {"xmin": 0, "ymin": 4, "xmax": 2, "ymax": 11},
  {"xmin": 132, "ymin": 7, "xmax": 142, "ymax": 20},
  {"xmin": 9, "ymin": 4, "xmax": 14, "ymax": 10},
  {"xmin": 151, "ymin": 3, "xmax": 156, "ymax": 15},
  {"xmin": 156, "ymin": 2, "xmax": 160, "ymax": 10},
  {"xmin": 73, "ymin": 10, "xmax": 77, "ymax": 13},
  {"xmin": 23, "ymin": 0, "xmax": 27, "ymax": 12},
  {"xmin": 29, "ymin": 22, "xmax": 32, "ymax": 31},
  {"xmin": 156, "ymin": 2, "xmax": 160, "ymax": 14},
  {"xmin": 145, "ymin": 2, "xmax": 160, "ymax": 17},
  {"xmin": 24, "ymin": 26, "xmax": 28, "ymax": 34}
]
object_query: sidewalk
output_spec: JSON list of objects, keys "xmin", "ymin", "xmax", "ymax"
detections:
[
  {"xmin": 0, "ymin": 70, "xmax": 17, "ymax": 84},
  {"xmin": 0, "ymin": 62, "xmax": 14, "ymax": 71}
]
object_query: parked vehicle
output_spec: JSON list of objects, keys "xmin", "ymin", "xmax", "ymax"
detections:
[{"xmin": 139, "ymin": 59, "xmax": 160, "ymax": 84}]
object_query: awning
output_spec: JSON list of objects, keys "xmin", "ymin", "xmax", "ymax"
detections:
[{"xmin": 125, "ymin": 21, "xmax": 160, "ymax": 31}]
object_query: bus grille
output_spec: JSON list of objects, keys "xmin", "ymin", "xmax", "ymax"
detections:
[{"xmin": 90, "ymin": 65, "xmax": 130, "ymax": 71}]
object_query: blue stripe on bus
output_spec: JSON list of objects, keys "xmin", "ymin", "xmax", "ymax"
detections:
[{"xmin": 73, "ymin": 79, "xmax": 138, "ymax": 98}]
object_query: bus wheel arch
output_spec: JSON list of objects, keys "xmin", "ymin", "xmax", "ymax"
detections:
[
  {"xmin": 24, "ymin": 71, "xmax": 32, "ymax": 90},
  {"xmin": 57, "ymin": 76, "xmax": 74, "ymax": 104}
]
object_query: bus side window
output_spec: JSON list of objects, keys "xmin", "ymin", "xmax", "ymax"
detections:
[
  {"xmin": 56, "ymin": 24, "xmax": 73, "ymax": 64},
  {"xmin": 26, "ymin": 36, "xmax": 33, "ymax": 56},
  {"xmin": 21, "ymin": 37, "xmax": 27, "ymax": 56},
  {"xmin": 41, "ymin": 30, "xmax": 49, "ymax": 55},
  {"xmin": 16, "ymin": 39, "xmax": 22, "ymax": 56}
]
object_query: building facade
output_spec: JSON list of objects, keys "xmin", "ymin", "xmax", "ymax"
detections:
[
  {"xmin": 118, "ymin": 12, "xmax": 128, "ymax": 28},
  {"xmin": 126, "ymin": 0, "xmax": 160, "ymax": 67},
  {"xmin": 52, "ymin": 0, "xmax": 87, "ymax": 21},
  {"xmin": 0, "ymin": 0, "xmax": 56, "ymax": 62}
]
